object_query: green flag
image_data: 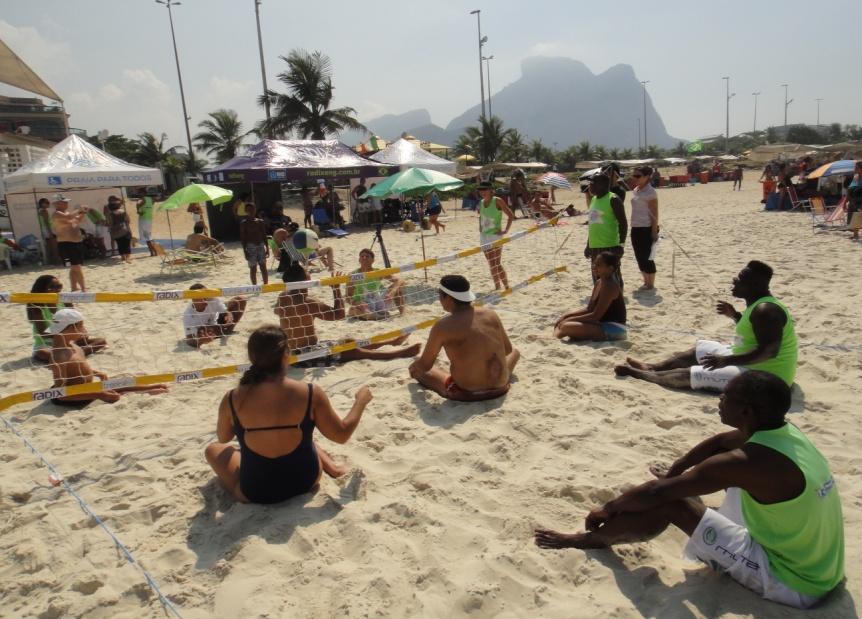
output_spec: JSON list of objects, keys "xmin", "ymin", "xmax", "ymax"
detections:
[{"xmin": 686, "ymin": 140, "xmax": 703, "ymax": 153}]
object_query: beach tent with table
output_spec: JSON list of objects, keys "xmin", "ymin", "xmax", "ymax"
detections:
[
  {"xmin": 201, "ymin": 139, "xmax": 398, "ymax": 238},
  {"xmin": 2, "ymin": 134, "xmax": 163, "ymax": 261}
]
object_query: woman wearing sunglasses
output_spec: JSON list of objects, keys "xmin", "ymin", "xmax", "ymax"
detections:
[{"xmin": 629, "ymin": 166, "xmax": 660, "ymax": 291}]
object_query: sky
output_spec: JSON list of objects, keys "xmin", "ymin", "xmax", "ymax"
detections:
[{"xmin": 2, "ymin": 0, "xmax": 860, "ymax": 155}]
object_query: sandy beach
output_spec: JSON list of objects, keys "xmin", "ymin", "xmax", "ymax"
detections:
[{"xmin": 0, "ymin": 179, "xmax": 859, "ymax": 618}]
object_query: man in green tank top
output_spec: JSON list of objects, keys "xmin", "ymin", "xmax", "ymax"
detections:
[
  {"xmin": 535, "ymin": 371, "xmax": 844, "ymax": 608},
  {"xmin": 135, "ymin": 188, "xmax": 156, "ymax": 257},
  {"xmin": 615, "ymin": 261, "xmax": 798, "ymax": 392},
  {"xmin": 584, "ymin": 174, "xmax": 627, "ymax": 284}
]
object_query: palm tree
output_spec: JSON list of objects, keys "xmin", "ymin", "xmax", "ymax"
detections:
[
  {"xmin": 557, "ymin": 146, "xmax": 579, "ymax": 171},
  {"xmin": 620, "ymin": 148, "xmax": 634, "ymax": 159},
  {"xmin": 194, "ymin": 109, "xmax": 248, "ymax": 164},
  {"xmin": 134, "ymin": 132, "xmax": 180, "ymax": 167},
  {"xmin": 576, "ymin": 141, "xmax": 592, "ymax": 160},
  {"xmin": 453, "ymin": 134, "xmax": 476, "ymax": 158},
  {"xmin": 608, "ymin": 148, "xmax": 621, "ymax": 160},
  {"xmin": 460, "ymin": 116, "xmax": 513, "ymax": 163},
  {"xmin": 593, "ymin": 145, "xmax": 608, "ymax": 160},
  {"xmin": 500, "ymin": 130, "xmax": 528, "ymax": 162},
  {"xmin": 645, "ymin": 144, "xmax": 660, "ymax": 158},
  {"xmin": 258, "ymin": 49, "xmax": 365, "ymax": 139}
]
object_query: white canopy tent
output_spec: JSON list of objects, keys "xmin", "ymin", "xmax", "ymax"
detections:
[
  {"xmin": 369, "ymin": 138, "xmax": 456, "ymax": 174},
  {"xmin": 3, "ymin": 135, "xmax": 163, "ymax": 252}
]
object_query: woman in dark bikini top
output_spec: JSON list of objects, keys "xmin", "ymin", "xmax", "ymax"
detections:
[{"xmin": 205, "ymin": 325, "xmax": 373, "ymax": 504}]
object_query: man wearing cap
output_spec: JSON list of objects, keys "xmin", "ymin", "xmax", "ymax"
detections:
[
  {"xmin": 409, "ymin": 274, "xmax": 520, "ymax": 401},
  {"xmin": 50, "ymin": 196, "xmax": 89, "ymax": 292},
  {"xmin": 584, "ymin": 174, "xmax": 627, "ymax": 286},
  {"xmin": 46, "ymin": 309, "xmax": 168, "ymax": 406}
]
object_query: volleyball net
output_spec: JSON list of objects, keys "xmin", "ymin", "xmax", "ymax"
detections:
[{"xmin": 0, "ymin": 218, "xmax": 569, "ymax": 412}]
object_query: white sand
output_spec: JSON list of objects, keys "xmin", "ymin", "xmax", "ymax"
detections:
[{"xmin": 0, "ymin": 181, "xmax": 859, "ymax": 618}]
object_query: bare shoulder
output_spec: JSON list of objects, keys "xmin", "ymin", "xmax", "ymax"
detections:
[{"xmin": 51, "ymin": 347, "xmax": 75, "ymax": 362}]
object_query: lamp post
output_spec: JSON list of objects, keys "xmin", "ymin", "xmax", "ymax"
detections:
[
  {"xmin": 254, "ymin": 0, "xmax": 271, "ymax": 134},
  {"xmin": 155, "ymin": 0, "xmax": 195, "ymax": 174},
  {"xmin": 752, "ymin": 91, "xmax": 761, "ymax": 134},
  {"xmin": 815, "ymin": 98, "xmax": 823, "ymax": 126},
  {"xmin": 640, "ymin": 80, "xmax": 650, "ymax": 151},
  {"xmin": 723, "ymin": 77, "xmax": 735, "ymax": 153},
  {"xmin": 781, "ymin": 83, "xmax": 793, "ymax": 128},
  {"xmin": 482, "ymin": 55, "xmax": 494, "ymax": 118},
  {"xmin": 469, "ymin": 10, "xmax": 487, "ymax": 122},
  {"xmin": 637, "ymin": 117, "xmax": 641, "ymax": 152}
]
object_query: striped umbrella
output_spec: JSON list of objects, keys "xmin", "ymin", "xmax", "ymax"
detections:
[
  {"xmin": 538, "ymin": 172, "xmax": 572, "ymax": 189},
  {"xmin": 807, "ymin": 159, "xmax": 857, "ymax": 180}
]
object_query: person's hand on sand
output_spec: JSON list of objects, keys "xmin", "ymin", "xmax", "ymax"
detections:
[
  {"xmin": 95, "ymin": 370, "xmax": 109, "ymax": 381},
  {"xmin": 701, "ymin": 354, "xmax": 729, "ymax": 370},
  {"xmin": 354, "ymin": 385, "xmax": 372, "ymax": 406},
  {"xmin": 716, "ymin": 301, "xmax": 736, "ymax": 318}
]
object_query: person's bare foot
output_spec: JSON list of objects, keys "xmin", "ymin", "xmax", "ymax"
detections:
[
  {"xmin": 143, "ymin": 384, "xmax": 170, "ymax": 395},
  {"xmin": 625, "ymin": 357, "xmax": 652, "ymax": 370},
  {"xmin": 389, "ymin": 334, "xmax": 410, "ymax": 346},
  {"xmin": 614, "ymin": 364, "xmax": 636, "ymax": 377},
  {"xmin": 98, "ymin": 390, "xmax": 121, "ymax": 403},
  {"xmin": 534, "ymin": 528, "xmax": 608, "ymax": 550}
]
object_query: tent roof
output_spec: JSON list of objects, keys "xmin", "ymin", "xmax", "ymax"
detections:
[
  {"xmin": 369, "ymin": 138, "xmax": 455, "ymax": 172},
  {"xmin": 0, "ymin": 38, "xmax": 62, "ymax": 101},
  {"xmin": 202, "ymin": 139, "xmax": 397, "ymax": 184},
  {"xmin": 3, "ymin": 134, "xmax": 163, "ymax": 192}
]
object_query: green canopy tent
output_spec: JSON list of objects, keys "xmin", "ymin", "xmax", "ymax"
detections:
[
  {"xmin": 364, "ymin": 167, "xmax": 463, "ymax": 197},
  {"xmin": 158, "ymin": 183, "xmax": 233, "ymax": 248}
]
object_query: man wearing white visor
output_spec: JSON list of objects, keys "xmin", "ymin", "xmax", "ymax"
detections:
[{"xmin": 409, "ymin": 275, "xmax": 520, "ymax": 401}]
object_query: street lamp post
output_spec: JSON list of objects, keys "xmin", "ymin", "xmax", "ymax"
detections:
[
  {"xmin": 155, "ymin": 0, "xmax": 195, "ymax": 174},
  {"xmin": 723, "ymin": 76, "xmax": 735, "ymax": 153},
  {"xmin": 815, "ymin": 98, "xmax": 823, "ymax": 126},
  {"xmin": 254, "ymin": 0, "xmax": 271, "ymax": 133},
  {"xmin": 752, "ymin": 91, "xmax": 761, "ymax": 134},
  {"xmin": 781, "ymin": 83, "xmax": 793, "ymax": 128},
  {"xmin": 637, "ymin": 117, "xmax": 641, "ymax": 152},
  {"xmin": 482, "ymin": 55, "xmax": 494, "ymax": 118},
  {"xmin": 640, "ymin": 80, "xmax": 650, "ymax": 151},
  {"xmin": 469, "ymin": 10, "xmax": 487, "ymax": 122}
]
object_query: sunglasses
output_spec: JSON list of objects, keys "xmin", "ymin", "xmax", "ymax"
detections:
[{"xmin": 632, "ymin": 174, "xmax": 643, "ymax": 178}]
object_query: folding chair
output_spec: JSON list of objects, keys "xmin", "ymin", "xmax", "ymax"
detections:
[
  {"xmin": 786, "ymin": 185, "xmax": 811, "ymax": 212},
  {"xmin": 312, "ymin": 207, "xmax": 349, "ymax": 237},
  {"xmin": 153, "ymin": 242, "xmax": 217, "ymax": 274}
]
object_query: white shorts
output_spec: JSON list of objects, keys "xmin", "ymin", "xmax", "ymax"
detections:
[
  {"xmin": 690, "ymin": 340, "xmax": 745, "ymax": 392},
  {"xmin": 192, "ymin": 213, "xmax": 202, "ymax": 223},
  {"xmin": 139, "ymin": 219, "xmax": 153, "ymax": 243},
  {"xmin": 480, "ymin": 233, "xmax": 503, "ymax": 248},
  {"xmin": 684, "ymin": 488, "xmax": 820, "ymax": 609}
]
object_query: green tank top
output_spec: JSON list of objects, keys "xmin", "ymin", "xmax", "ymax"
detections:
[
  {"xmin": 587, "ymin": 192, "xmax": 620, "ymax": 248},
  {"xmin": 731, "ymin": 296, "xmax": 797, "ymax": 386},
  {"xmin": 741, "ymin": 423, "xmax": 844, "ymax": 597},
  {"xmin": 479, "ymin": 197, "xmax": 503, "ymax": 236},
  {"xmin": 31, "ymin": 303, "xmax": 65, "ymax": 349},
  {"xmin": 351, "ymin": 269, "xmax": 383, "ymax": 303},
  {"xmin": 139, "ymin": 197, "xmax": 154, "ymax": 222}
]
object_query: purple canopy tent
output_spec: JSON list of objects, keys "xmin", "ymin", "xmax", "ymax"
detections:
[{"xmin": 201, "ymin": 140, "xmax": 398, "ymax": 239}]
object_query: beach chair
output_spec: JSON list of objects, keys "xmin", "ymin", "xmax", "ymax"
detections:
[
  {"xmin": 786, "ymin": 185, "xmax": 811, "ymax": 212},
  {"xmin": 312, "ymin": 207, "xmax": 349, "ymax": 238},
  {"xmin": 153, "ymin": 242, "xmax": 217, "ymax": 274},
  {"xmin": 808, "ymin": 196, "xmax": 836, "ymax": 227}
]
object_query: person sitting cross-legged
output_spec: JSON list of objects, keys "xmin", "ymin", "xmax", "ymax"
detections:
[
  {"xmin": 183, "ymin": 283, "xmax": 247, "ymax": 348},
  {"xmin": 409, "ymin": 274, "xmax": 519, "ymax": 401},
  {"xmin": 535, "ymin": 371, "xmax": 844, "ymax": 609},
  {"xmin": 205, "ymin": 325, "xmax": 371, "ymax": 504},
  {"xmin": 554, "ymin": 251, "xmax": 627, "ymax": 342}
]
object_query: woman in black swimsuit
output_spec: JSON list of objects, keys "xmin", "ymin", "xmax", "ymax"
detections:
[{"xmin": 205, "ymin": 325, "xmax": 373, "ymax": 504}]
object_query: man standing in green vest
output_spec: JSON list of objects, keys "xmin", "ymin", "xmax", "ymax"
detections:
[
  {"xmin": 615, "ymin": 260, "xmax": 797, "ymax": 392},
  {"xmin": 535, "ymin": 371, "xmax": 844, "ymax": 608},
  {"xmin": 135, "ymin": 188, "xmax": 156, "ymax": 257},
  {"xmin": 585, "ymin": 174, "xmax": 627, "ymax": 285}
]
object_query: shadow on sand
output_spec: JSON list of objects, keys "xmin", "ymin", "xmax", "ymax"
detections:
[
  {"xmin": 587, "ymin": 549, "xmax": 857, "ymax": 618},
  {"xmin": 186, "ymin": 471, "xmax": 364, "ymax": 570},
  {"xmin": 407, "ymin": 382, "xmax": 509, "ymax": 429}
]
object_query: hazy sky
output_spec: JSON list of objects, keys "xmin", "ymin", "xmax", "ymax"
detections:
[{"xmin": 3, "ymin": 0, "xmax": 860, "ymax": 154}]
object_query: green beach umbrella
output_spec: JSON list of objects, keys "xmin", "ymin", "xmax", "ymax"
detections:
[
  {"xmin": 686, "ymin": 140, "xmax": 704, "ymax": 154},
  {"xmin": 158, "ymin": 183, "xmax": 233, "ymax": 212},
  {"xmin": 365, "ymin": 167, "xmax": 463, "ymax": 198}
]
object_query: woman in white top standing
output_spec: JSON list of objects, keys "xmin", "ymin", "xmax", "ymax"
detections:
[{"xmin": 629, "ymin": 166, "xmax": 660, "ymax": 290}]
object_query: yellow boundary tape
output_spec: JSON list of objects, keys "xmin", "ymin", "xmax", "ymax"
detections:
[
  {"xmin": 0, "ymin": 266, "xmax": 566, "ymax": 413},
  {"xmin": 0, "ymin": 218, "xmax": 560, "ymax": 305}
]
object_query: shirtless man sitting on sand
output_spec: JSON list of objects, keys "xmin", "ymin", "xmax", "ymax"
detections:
[
  {"xmin": 409, "ymin": 274, "xmax": 520, "ymax": 401},
  {"xmin": 534, "ymin": 371, "xmax": 844, "ymax": 609},
  {"xmin": 46, "ymin": 309, "xmax": 169, "ymax": 407},
  {"xmin": 275, "ymin": 260, "xmax": 419, "ymax": 368}
]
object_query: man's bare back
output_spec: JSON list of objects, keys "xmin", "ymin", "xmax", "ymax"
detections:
[
  {"xmin": 275, "ymin": 290, "xmax": 329, "ymax": 351},
  {"xmin": 439, "ymin": 305, "xmax": 511, "ymax": 391}
]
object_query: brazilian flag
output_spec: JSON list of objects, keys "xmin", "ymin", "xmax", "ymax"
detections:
[{"xmin": 686, "ymin": 140, "xmax": 703, "ymax": 153}]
